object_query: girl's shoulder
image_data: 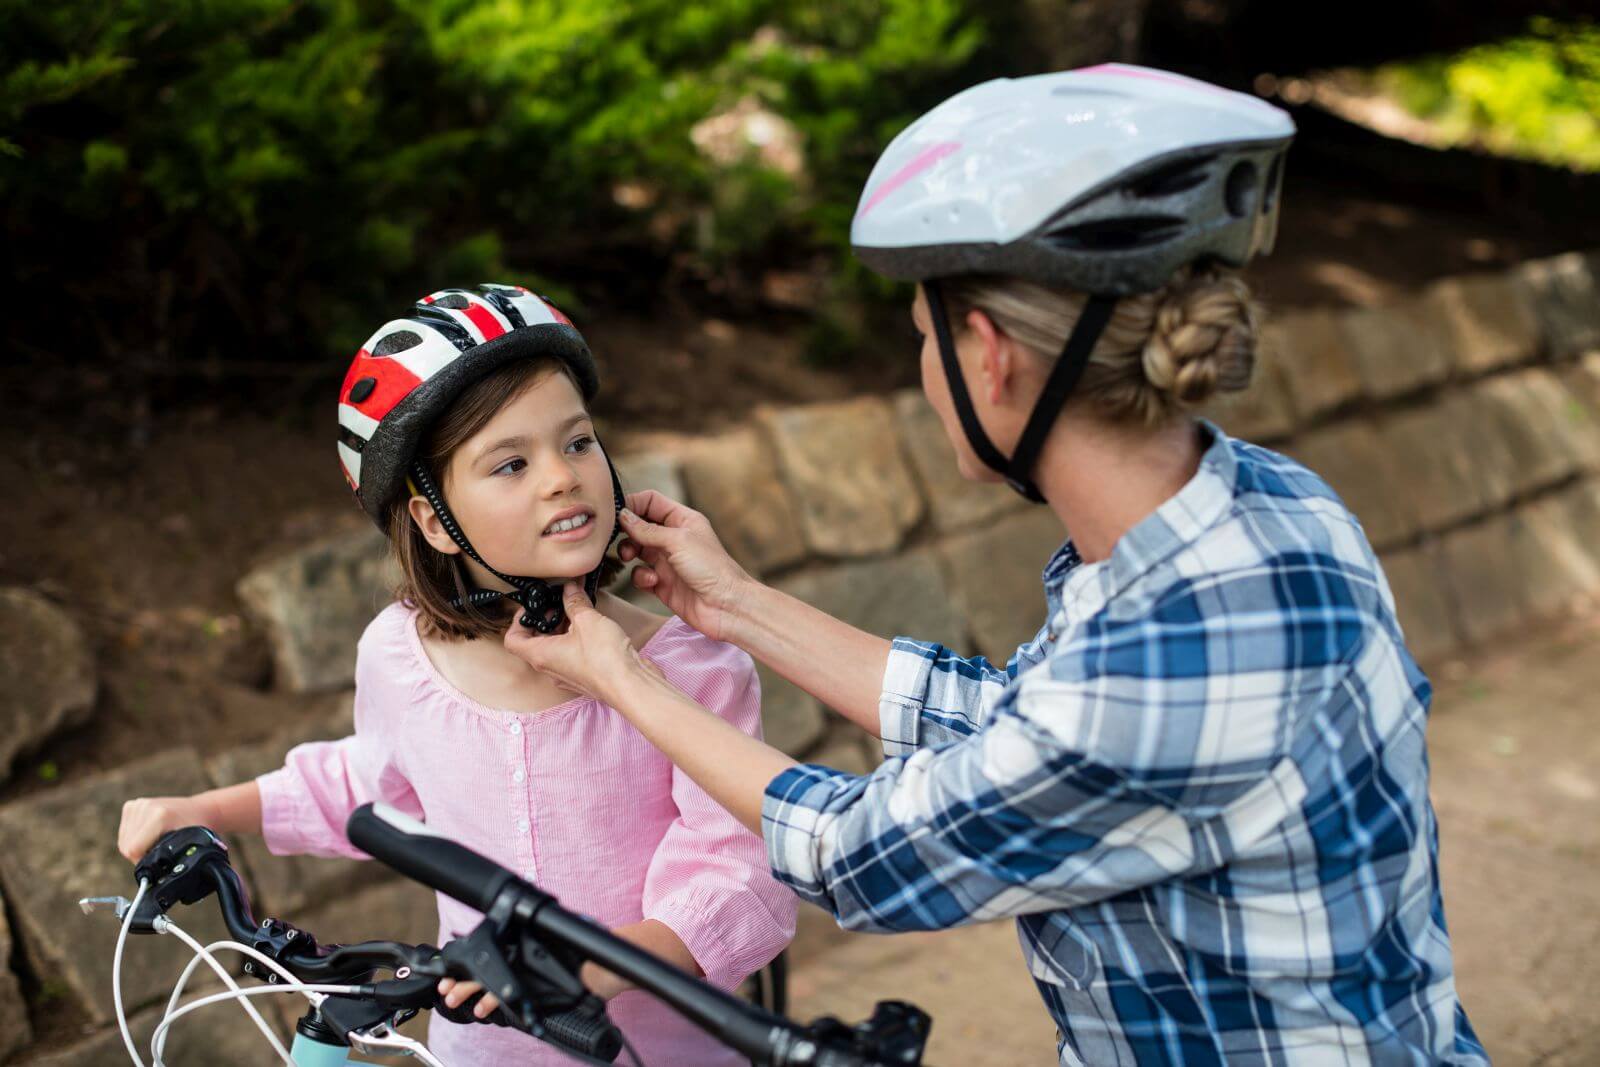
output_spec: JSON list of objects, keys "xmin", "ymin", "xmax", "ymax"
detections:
[
  {"xmin": 638, "ymin": 614, "xmax": 757, "ymax": 703},
  {"xmin": 353, "ymin": 601, "xmax": 425, "ymax": 680}
]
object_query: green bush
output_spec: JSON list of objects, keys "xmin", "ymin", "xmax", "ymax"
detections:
[
  {"xmin": 0, "ymin": 0, "xmax": 989, "ymax": 395},
  {"xmin": 1379, "ymin": 17, "xmax": 1600, "ymax": 172}
]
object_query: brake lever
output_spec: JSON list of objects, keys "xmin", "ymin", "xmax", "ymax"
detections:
[{"xmin": 348, "ymin": 1018, "xmax": 446, "ymax": 1065}]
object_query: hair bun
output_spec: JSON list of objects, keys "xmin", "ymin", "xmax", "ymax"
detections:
[{"xmin": 1140, "ymin": 267, "xmax": 1256, "ymax": 408}]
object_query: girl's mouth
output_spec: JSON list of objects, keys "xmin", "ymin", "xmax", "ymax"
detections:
[{"xmin": 541, "ymin": 510, "xmax": 596, "ymax": 541}]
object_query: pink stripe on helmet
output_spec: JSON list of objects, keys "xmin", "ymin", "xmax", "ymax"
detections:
[
  {"xmin": 857, "ymin": 141, "xmax": 961, "ymax": 220},
  {"xmin": 1076, "ymin": 63, "xmax": 1234, "ymax": 98}
]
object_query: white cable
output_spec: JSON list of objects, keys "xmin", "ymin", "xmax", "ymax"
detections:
[
  {"xmin": 159, "ymin": 936, "xmax": 328, "ymax": 1056},
  {"xmin": 114, "ymin": 880, "xmax": 151, "ymax": 1067},
  {"xmin": 155, "ymin": 920, "xmax": 293, "ymax": 1066},
  {"xmin": 148, "ymin": 984, "xmax": 365, "ymax": 1067}
]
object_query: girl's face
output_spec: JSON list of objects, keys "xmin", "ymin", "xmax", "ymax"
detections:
[{"xmin": 434, "ymin": 370, "xmax": 616, "ymax": 586}]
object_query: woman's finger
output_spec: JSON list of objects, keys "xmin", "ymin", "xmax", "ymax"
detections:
[
  {"xmin": 632, "ymin": 565, "xmax": 658, "ymax": 590},
  {"xmin": 474, "ymin": 992, "xmax": 501, "ymax": 1019}
]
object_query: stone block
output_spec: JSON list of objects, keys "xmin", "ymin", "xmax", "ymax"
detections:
[
  {"xmin": 0, "ymin": 587, "xmax": 96, "ymax": 785},
  {"xmin": 1263, "ymin": 308, "xmax": 1364, "ymax": 422},
  {"xmin": 1379, "ymin": 395, "xmax": 1497, "ymax": 532},
  {"xmin": 1283, "ymin": 420, "xmax": 1416, "ymax": 550},
  {"xmin": 761, "ymin": 398, "xmax": 924, "ymax": 558},
  {"xmin": 1378, "ymin": 545, "xmax": 1460, "ymax": 664},
  {"xmin": 0, "ymin": 750, "xmax": 233, "ymax": 1022},
  {"xmin": 939, "ymin": 509, "xmax": 1068, "ymax": 665},
  {"xmin": 614, "ymin": 451, "xmax": 685, "ymax": 504},
  {"xmin": 25, "ymin": 990, "xmax": 288, "ymax": 1067},
  {"xmin": 237, "ymin": 523, "xmax": 399, "ymax": 693},
  {"xmin": 775, "ymin": 549, "xmax": 968, "ymax": 654},
  {"xmin": 892, "ymin": 389, "xmax": 1028, "ymax": 533},
  {"xmin": 1515, "ymin": 494, "xmax": 1600, "ymax": 618},
  {"xmin": 1338, "ymin": 298, "xmax": 1454, "ymax": 400},
  {"xmin": 1201, "ymin": 355, "xmax": 1297, "ymax": 444},
  {"xmin": 204, "ymin": 694, "xmax": 381, "ymax": 917},
  {"xmin": 674, "ymin": 426, "xmax": 808, "ymax": 574},
  {"xmin": 1518, "ymin": 251, "xmax": 1600, "ymax": 358},
  {"xmin": 754, "ymin": 660, "xmax": 827, "ymax": 759},
  {"xmin": 294, "ymin": 877, "xmax": 440, "ymax": 949},
  {"xmin": 1469, "ymin": 371, "xmax": 1584, "ymax": 501},
  {"xmin": 1438, "ymin": 516, "xmax": 1526, "ymax": 646},
  {"xmin": 1423, "ymin": 272, "xmax": 1542, "ymax": 375},
  {"xmin": 1554, "ymin": 479, "xmax": 1600, "ymax": 568}
]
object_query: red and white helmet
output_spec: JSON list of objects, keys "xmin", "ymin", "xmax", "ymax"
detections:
[{"xmin": 336, "ymin": 284, "xmax": 600, "ymax": 530}]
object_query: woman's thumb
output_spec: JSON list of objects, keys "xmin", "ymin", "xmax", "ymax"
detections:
[{"xmin": 561, "ymin": 582, "xmax": 592, "ymax": 613}]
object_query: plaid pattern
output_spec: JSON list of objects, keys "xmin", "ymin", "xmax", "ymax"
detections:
[{"xmin": 762, "ymin": 424, "xmax": 1486, "ymax": 1066}]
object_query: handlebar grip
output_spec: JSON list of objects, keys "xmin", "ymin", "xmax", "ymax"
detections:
[
  {"xmin": 540, "ymin": 1008, "xmax": 623, "ymax": 1062},
  {"xmin": 345, "ymin": 803, "xmax": 513, "ymax": 913}
]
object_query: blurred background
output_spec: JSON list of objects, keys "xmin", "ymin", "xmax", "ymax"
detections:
[{"xmin": 2, "ymin": 2, "xmax": 1599, "ymax": 1064}]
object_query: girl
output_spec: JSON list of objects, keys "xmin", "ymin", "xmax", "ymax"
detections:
[{"xmin": 118, "ymin": 284, "xmax": 796, "ymax": 1065}]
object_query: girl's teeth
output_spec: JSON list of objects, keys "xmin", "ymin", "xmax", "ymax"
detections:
[{"xmin": 547, "ymin": 514, "xmax": 591, "ymax": 534}]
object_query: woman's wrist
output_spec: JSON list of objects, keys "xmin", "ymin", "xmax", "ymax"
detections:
[{"xmin": 717, "ymin": 570, "xmax": 771, "ymax": 652}]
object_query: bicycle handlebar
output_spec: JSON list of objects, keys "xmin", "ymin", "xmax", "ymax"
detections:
[{"xmin": 345, "ymin": 803, "xmax": 932, "ymax": 1067}]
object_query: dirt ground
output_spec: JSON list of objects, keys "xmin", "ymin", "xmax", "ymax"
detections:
[{"xmin": 785, "ymin": 610, "xmax": 1600, "ymax": 1067}]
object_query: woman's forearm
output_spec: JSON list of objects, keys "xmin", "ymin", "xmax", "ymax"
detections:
[{"xmin": 725, "ymin": 578, "xmax": 893, "ymax": 738}]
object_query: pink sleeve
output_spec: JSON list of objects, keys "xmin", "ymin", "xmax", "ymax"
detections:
[
  {"xmin": 256, "ymin": 630, "xmax": 422, "ymax": 860},
  {"xmin": 639, "ymin": 634, "xmax": 799, "ymax": 990}
]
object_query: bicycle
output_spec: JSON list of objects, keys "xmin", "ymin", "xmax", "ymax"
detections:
[{"xmin": 80, "ymin": 802, "xmax": 932, "ymax": 1066}]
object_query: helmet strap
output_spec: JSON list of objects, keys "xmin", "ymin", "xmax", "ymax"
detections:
[
  {"xmin": 924, "ymin": 280, "xmax": 1117, "ymax": 503},
  {"xmin": 407, "ymin": 454, "xmax": 625, "ymax": 634}
]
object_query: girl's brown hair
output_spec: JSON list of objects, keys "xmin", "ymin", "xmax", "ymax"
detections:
[{"xmin": 388, "ymin": 358, "xmax": 622, "ymax": 640}]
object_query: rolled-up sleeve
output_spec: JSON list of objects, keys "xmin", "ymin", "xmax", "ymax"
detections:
[
  {"xmin": 642, "ymin": 641, "xmax": 797, "ymax": 989},
  {"xmin": 878, "ymin": 636, "xmax": 1022, "ymax": 757},
  {"xmin": 256, "ymin": 677, "xmax": 421, "ymax": 860},
  {"xmin": 769, "ymin": 585, "xmax": 1346, "ymax": 933}
]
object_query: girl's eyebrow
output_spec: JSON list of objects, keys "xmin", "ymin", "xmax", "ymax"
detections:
[{"xmin": 475, "ymin": 414, "xmax": 593, "ymax": 463}]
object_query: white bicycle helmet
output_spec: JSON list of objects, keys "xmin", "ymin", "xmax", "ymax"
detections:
[{"xmin": 851, "ymin": 64, "xmax": 1295, "ymax": 500}]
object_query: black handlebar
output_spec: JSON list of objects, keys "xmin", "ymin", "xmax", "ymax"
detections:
[
  {"xmin": 343, "ymin": 803, "xmax": 932, "ymax": 1067},
  {"xmin": 346, "ymin": 803, "xmax": 515, "ymax": 914}
]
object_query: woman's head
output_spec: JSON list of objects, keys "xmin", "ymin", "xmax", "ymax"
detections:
[
  {"xmin": 914, "ymin": 264, "xmax": 1257, "ymax": 474},
  {"xmin": 390, "ymin": 358, "xmax": 622, "ymax": 639}
]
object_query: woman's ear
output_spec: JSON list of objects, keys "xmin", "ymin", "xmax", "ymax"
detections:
[
  {"xmin": 966, "ymin": 307, "xmax": 1015, "ymax": 406},
  {"xmin": 407, "ymin": 495, "xmax": 462, "ymax": 556}
]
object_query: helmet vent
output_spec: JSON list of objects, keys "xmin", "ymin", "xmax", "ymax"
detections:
[
  {"xmin": 1048, "ymin": 216, "xmax": 1187, "ymax": 251},
  {"xmin": 1224, "ymin": 161, "xmax": 1259, "ymax": 218},
  {"xmin": 432, "ymin": 293, "xmax": 472, "ymax": 310},
  {"xmin": 373, "ymin": 330, "xmax": 423, "ymax": 356},
  {"xmin": 1128, "ymin": 159, "xmax": 1211, "ymax": 199}
]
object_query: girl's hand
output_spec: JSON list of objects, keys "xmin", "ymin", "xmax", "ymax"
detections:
[
  {"xmin": 437, "ymin": 978, "xmax": 502, "ymax": 1019},
  {"xmin": 118, "ymin": 796, "xmax": 209, "ymax": 864},
  {"xmin": 503, "ymin": 583, "xmax": 652, "ymax": 706},
  {"xmin": 617, "ymin": 492, "xmax": 753, "ymax": 644}
]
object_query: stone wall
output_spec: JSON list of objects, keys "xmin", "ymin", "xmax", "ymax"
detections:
[{"xmin": 2, "ymin": 250, "xmax": 1597, "ymax": 1064}]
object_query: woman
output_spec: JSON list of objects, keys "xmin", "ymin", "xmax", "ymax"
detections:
[{"xmin": 505, "ymin": 65, "xmax": 1488, "ymax": 1066}]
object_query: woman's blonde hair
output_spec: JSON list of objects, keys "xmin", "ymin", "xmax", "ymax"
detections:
[
  {"xmin": 388, "ymin": 358, "xmax": 622, "ymax": 641},
  {"xmin": 940, "ymin": 262, "xmax": 1259, "ymax": 427}
]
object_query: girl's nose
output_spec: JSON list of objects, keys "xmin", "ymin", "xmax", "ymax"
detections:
[{"xmin": 537, "ymin": 453, "xmax": 582, "ymax": 496}]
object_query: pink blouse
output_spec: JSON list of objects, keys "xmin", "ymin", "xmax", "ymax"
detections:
[{"xmin": 256, "ymin": 602, "xmax": 796, "ymax": 1066}]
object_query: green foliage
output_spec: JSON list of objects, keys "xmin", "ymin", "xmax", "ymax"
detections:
[
  {"xmin": 0, "ymin": 0, "xmax": 996, "ymax": 390},
  {"xmin": 1379, "ymin": 18, "xmax": 1600, "ymax": 172}
]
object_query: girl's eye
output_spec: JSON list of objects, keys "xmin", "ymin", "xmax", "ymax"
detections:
[
  {"xmin": 492, "ymin": 458, "xmax": 526, "ymax": 476},
  {"xmin": 566, "ymin": 435, "xmax": 594, "ymax": 455}
]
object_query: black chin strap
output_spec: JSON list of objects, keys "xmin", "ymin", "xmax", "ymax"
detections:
[
  {"xmin": 408, "ymin": 453, "xmax": 625, "ymax": 634},
  {"xmin": 924, "ymin": 280, "xmax": 1117, "ymax": 503}
]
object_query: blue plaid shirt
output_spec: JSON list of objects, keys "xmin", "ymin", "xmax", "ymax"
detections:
[{"xmin": 762, "ymin": 424, "xmax": 1486, "ymax": 1066}]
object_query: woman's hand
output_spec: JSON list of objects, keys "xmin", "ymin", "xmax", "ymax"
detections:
[
  {"xmin": 437, "ymin": 963, "xmax": 628, "ymax": 1019},
  {"xmin": 503, "ymin": 583, "xmax": 653, "ymax": 706},
  {"xmin": 118, "ymin": 796, "xmax": 209, "ymax": 864},
  {"xmin": 617, "ymin": 491, "xmax": 753, "ymax": 644}
]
